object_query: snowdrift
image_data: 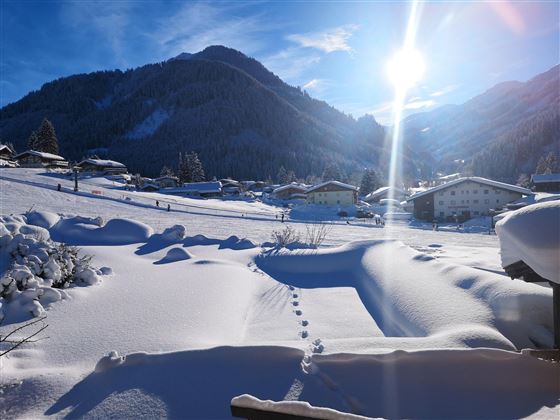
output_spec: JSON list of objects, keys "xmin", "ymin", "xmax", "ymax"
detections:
[
  {"xmin": 44, "ymin": 346, "xmax": 559, "ymax": 419},
  {"xmin": 257, "ymin": 240, "xmax": 554, "ymax": 349},
  {"xmin": 496, "ymin": 200, "xmax": 560, "ymax": 284}
]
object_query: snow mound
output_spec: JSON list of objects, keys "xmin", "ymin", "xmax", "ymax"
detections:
[
  {"xmin": 25, "ymin": 210, "xmax": 60, "ymax": 229},
  {"xmin": 154, "ymin": 247, "xmax": 193, "ymax": 264},
  {"xmin": 136, "ymin": 225, "xmax": 186, "ymax": 255},
  {"xmin": 48, "ymin": 346, "xmax": 558, "ymax": 419},
  {"xmin": 219, "ymin": 235, "xmax": 256, "ymax": 250},
  {"xmin": 50, "ymin": 217, "xmax": 153, "ymax": 246},
  {"xmin": 496, "ymin": 201, "xmax": 560, "ymax": 284},
  {"xmin": 257, "ymin": 240, "xmax": 554, "ymax": 349}
]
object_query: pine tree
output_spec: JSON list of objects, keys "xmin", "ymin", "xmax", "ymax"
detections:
[
  {"xmin": 35, "ymin": 118, "xmax": 59, "ymax": 154},
  {"xmin": 187, "ymin": 152, "xmax": 205, "ymax": 182},
  {"xmin": 27, "ymin": 131, "xmax": 38, "ymax": 150},
  {"xmin": 178, "ymin": 152, "xmax": 190, "ymax": 183},
  {"xmin": 322, "ymin": 162, "xmax": 342, "ymax": 181},
  {"xmin": 536, "ymin": 152, "xmax": 559, "ymax": 174},
  {"xmin": 160, "ymin": 165, "xmax": 174, "ymax": 177},
  {"xmin": 360, "ymin": 169, "xmax": 379, "ymax": 195},
  {"xmin": 277, "ymin": 166, "xmax": 288, "ymax": 184}
]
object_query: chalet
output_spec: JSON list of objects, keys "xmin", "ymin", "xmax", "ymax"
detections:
[
  {"xmin": 531, "ymin": 173, "xmax": 560, "ymax": 193},
  {"xmin": 177, "ymin": 181, "xmax": 223, "ymax": 198},
  {"xmin": 273, "ymin": 183, "xmax": 308, "ymax": 200},
  {"xmin": 75, "ymin": 158, "xmax": 127, "ymax": 174},
  {"xmin": 155, "ymin": 176, "xmax": 180, "ymax": 188},
  {"xmin": 306, "ymin": 181, "xmax": 359, "ymax": 206},
  {"xmin": 407, "ymin": 176, "xmax": 532, "ymax": 222},
  {"xmin": 363, "ymin": 186, "xmax": 407, "ymax": 203},
  {"xmin": 140, "ymin": 183, "xmax": 160, "ymax": 192},
  {"xmin": 14, "ymin": 150, "xmax": 68, "ymax": 169},
  {"xmin": 0, "ymin": 145, "xmax": 17, "ymax": 167}
]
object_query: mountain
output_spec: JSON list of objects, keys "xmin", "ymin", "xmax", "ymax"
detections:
[
  {"xmin": 0, "ymin": 46, "xmax": 392, "ymax": 180},
  {"xmin": 403, "ymin": 65, "xmax": 560, "ymax": 181}
]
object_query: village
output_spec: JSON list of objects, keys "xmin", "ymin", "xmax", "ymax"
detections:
[{"xmin": 2, "ymin": 142, "xmax": 559, "ymax": 229}]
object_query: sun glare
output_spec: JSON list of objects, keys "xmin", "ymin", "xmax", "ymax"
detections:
[{"xmin": 386, "ymin": 48, "xmax": 425, "ymax": 88}]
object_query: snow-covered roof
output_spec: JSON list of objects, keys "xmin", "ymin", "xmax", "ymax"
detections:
[
  {"xmin": 306, "ymin": 180, "xmax": 359, "ymax": 193},
  {"xmin": 0, "ymin": 144, "xmax": 14, "ymax": 154},
  {"xmin": 407, "ymin": 177, "xmax": 532, "ymax": 201},
  {"xmin": 531, "ymin": 173, "xmax": 560, "ymax": 183},
  {"xmin": 273, "ymin": 183, "xmax": 308, "ymax": 194},
  {"xmin": 438, "ymin": 173, "xmax": 461, "ymax": 180},
  {"xmin": 364, "ymin": 186, "xmax": 405, "ymax": 201},
  {"xmin": 14, "ymin": 150, "xmax": 66, "ymax": 161},
  {"xmin": 181, "ymin": 181, "xmax": 222, "ymax": 193},
  {"xmin": 155, "ymin": 176, "xmax": 179, "ymax": 181},
  {"xmin": 77, "ymin": 159, "xmax": 126, "ymax": 168}
]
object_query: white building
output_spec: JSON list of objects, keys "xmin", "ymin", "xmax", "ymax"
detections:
[
  {"xmin": 407, "ymin": 177, "xmax": 532, "ymax": 221},
  {"xmin": 306, "ymin": 181, "xmax": 359, "ymax": 206}
]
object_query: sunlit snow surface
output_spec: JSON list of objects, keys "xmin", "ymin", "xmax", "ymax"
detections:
[{"xmin": 0, "ymin": 169, "xmax": 558, "ymax": 419}]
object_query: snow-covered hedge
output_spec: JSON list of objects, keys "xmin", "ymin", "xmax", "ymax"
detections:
[{"xmin": 0, "ymin": 215, "xmax": 107, "ymax": 321}]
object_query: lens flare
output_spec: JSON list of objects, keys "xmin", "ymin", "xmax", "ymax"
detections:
[{"xmin": 386, "ymin": 48, "xmax": 425, "ymax": 88}]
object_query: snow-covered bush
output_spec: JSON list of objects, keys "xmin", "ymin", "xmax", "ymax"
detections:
[
  {"xmin": 270, "ymin": 226, "xmax": 301, "ymax": 248},
  {"xmin": 0, "ymin": 215, "xmax": 106, "ymax": 321}
]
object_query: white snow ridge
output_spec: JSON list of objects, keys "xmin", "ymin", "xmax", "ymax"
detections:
[{"xmin": 0, "ymin": 169, "xmax": 558, "ymax": 419}]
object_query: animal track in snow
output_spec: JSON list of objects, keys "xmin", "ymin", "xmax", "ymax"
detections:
[
  {"xmin": 301, "ymin": 330, "xmax": 308, "ymax": 338},
  {"xmin": 292, "ymin": 293, "xmax": 298, "ymax": 299},
  {"xmin": 295, "ymin": 309, "xmax": 302, "ymax": 316},
  {"xmin": 292, "ymin": 301, "xmax": 299, "ymax": 306},
  {"xmin": 301, "ymin": 320, "xmax": 308, "ymax": 327}
]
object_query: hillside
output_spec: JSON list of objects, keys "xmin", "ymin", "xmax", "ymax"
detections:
[
  {"xmin": 0, "ymin": 46, "xmax": 389, "ymax": 180},
  {"xmin": 403, "ymin": 65, "xmax": 560, "ymax": 181}
]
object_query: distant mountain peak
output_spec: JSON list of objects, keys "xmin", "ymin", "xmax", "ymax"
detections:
[{"xmin": 170, "ymin": 52, "xmax": 193, "ymax": 61}]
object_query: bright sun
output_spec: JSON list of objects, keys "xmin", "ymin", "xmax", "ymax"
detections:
[{"xmin": 386, "ymin": 48, "xmax": 425, "ymax": 88}]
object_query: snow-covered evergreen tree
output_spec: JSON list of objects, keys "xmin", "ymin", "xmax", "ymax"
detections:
[
  {"xmin": 360, "ymin": 169, "xmax": 379, "ymax": 195},
  {"xmin": 187, "ymin": 152, "xmax": 205, "ymax": 182},
  {"xmin": 27, "ymin": 131, "xmax": 38, "ymax": 150},
  {"xmin": 277, "ymin": 166, "xmax": 288, "ymax": 184},
  {"xmin": 35, "ymin": 119, "xmax": 59, "ymax": 154},
  {"xmin": 160, "ymin": 165, "xmax": 175, "ymax": 177}
]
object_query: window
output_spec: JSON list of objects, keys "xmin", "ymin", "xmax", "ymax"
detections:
[
  {"xmin": 461, "ymin": 200, "xmax": 464, "ymax": 204},
  {"xmin": 484, "ymin": 190, "xmax": 489, "ymax": 194},
  {"xmin": 337, "ymin": 200, "xmax": 340, "ymax": 204},
  {"xmin": 439, "ymin": 211, "xmax": 444, "ymax": 217},
  {"xmin": 466, "ymin": 200, "xmax": 469, "ymax": 204},
  {"xmin": 466, "ymin": 190, "xmax": 469, "ymax": 194},
  {"xmin": 439, "ymin": 201, "xmax": 444, "ymax": 205},
  {"xmin": 450, "ymin": 200, "xmax": 456, "ymax": 205},
  {"xmin": 473, "ymin": 189, "xmax": 478, "ymax": 194},
  {"xmin": 450, "ymin": 191, "xmax": 456, "ymax": 196},
  {"xmin": 496, "ymin": 199, "xmax": 500, "ymax": 203},
  {"xmin": 461, "ymin": 190, "xmax": 464, "ymax": 195},
  {"xmin": 473, "ymin": 199, "xmax": 479, "ymax": 204}
]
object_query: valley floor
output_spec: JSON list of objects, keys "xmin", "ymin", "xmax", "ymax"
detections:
[{"xmin": 0, "ymin": 169, "xmax": 558, "ymax": 419}]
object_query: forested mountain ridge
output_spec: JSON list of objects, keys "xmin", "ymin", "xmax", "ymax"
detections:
[
  {"xmin": 0, "ymin": 46, "xmax": 393, "ymax": 180},
  {"xmin": 402, "ymin": 65, "xmax": 559, "ymax": 181}
]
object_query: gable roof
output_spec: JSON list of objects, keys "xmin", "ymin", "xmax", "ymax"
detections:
[
  {"xmin": 407, "ymin": 177, "xmax": 532, "ymax": 201},
  {"xmin": 155, "ymin": 175, "xmax": 179, "ymax": 182},
  {"xmin": 531, "ymin": 173, "xmax": 560, "ymax": 183},
  {"xmin": 272, "ymin": 182, "xmax": 308, "ymax": 194},
  {"xmin": 364, "ymin": 186, "xmax": 406, "ymax": 201},
  {"xmin": 0, "ymin": 144, "xmax": 14, "ymax": 154},
  {"xmin": 14, "ymin": 150, "xmax": 66, "ymax": 161},
  {"xmin": 76, "ymin": 158, "xmax": 126, "ymax": 168},
  {"xmin": 181, "ymin": 181, "xmax": 222, "ymax": 193},
  {"xmin": 306, "ymin": 180, "xmax": 359, "ymax": 194}
]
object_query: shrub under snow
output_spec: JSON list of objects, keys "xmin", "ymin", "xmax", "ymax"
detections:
[{"xmin": 0, "ymin": 215, "xmax": 107, "ymax": 321}]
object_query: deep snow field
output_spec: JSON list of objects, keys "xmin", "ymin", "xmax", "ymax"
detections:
[{"xmin": 0, "ymin": 169, "xmax": 558, "ymax": 419}]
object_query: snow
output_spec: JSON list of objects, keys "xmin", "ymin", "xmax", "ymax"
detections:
[
  {"xmin": 0, "ymin": 169, "xmax": 558, "ymax": 419},
  {"xmin": 76, "ymin": 158, "xmax": 126, "ymax": 168},
  {"xmin": 14, "ymin": 150, "xmax": 66, "ymax": 161},
  {"xmin": 496, "ymin": 200, "xmax": 560, "ymax": 284},
  {"xmin": 126, "ymin": 108, "xmax": 170, "ymax": 140}
]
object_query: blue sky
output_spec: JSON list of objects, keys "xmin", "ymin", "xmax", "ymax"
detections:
[{"xmin": 2, "ymin": 1, "xmax": 559, "ymax": 123}]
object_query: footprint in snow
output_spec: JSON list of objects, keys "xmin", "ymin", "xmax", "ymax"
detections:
[
  {"xmin": 295, "ymin": 310, "xmax": 302, "ymax": 316},
  {"xmin": 312, "ymin": 338, "xmax": 324, "ymax": 354},
  {"xmin": 292, "ymin": 293, "xmax": 298, "ymax": 299},
  {"xmin": 292, "ymin": 301, "xmax": 299, "ymax": 306},
  {"xmin": 301, "ymin": 320, "xmax": 308, "ymax": 327},
  {"xmin": 288, "ymin": 286, "xmax": 295, "ymax": 291},
  {"xmin": 301, "ymin": 331, "xmax": 308, "ymax": 339}
]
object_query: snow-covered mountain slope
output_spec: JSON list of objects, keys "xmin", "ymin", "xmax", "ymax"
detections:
[{"xmin": 1, "ymin": 170, "xmax": 558, "ymax": 419}]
